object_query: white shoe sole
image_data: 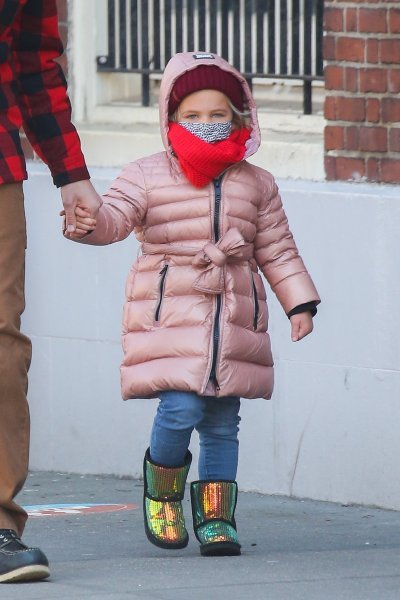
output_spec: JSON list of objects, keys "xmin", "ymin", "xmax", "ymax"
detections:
[{"xmin": 0, "ymin": 564, "xmax": 50, "ymax": 583}]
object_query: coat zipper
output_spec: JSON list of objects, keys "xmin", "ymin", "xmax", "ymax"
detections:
[
  {"xmin": 252, "ymin": 275, "xmax": 259, "ymax": 330},
  {"xmin": 209, "ymin": 177, "xmax": 223, "ymax": 386},
  {"xmin": 213, "ymin": 177, "xmax": 222, "ymax": 242},
  {"xmin": 155, "ymin": 264, "xmax": 169, "ymax": 322}
]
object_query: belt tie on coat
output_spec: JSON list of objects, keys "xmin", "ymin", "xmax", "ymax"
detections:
[{"xmin": 192, "ymin": 228, "xmax": 253, "ymax": 294}]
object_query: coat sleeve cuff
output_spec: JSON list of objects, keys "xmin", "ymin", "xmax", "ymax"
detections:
[
  {"xmin": 287, "ymin": 302, "xmax": 318, "ymax": 319},
  {"xmin": 273, "ymin": 272, "xmax": 321, "ymax": 315},
  {"xmin": 53, "ymin": 166, "xmax": 91, "ymax": 188},
  {"xmin": 75, "ymin": 208, "xmax": 111, "ymax": 245}
]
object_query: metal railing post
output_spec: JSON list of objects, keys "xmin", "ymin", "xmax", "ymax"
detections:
[{"xmin": 97, "ymin": 0, "xmax": 324, "ymax": 115}]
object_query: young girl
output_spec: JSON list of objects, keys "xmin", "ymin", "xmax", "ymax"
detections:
[{"xmin": 66, "ymin": 52, "xmax": 320, "ymax": 557}]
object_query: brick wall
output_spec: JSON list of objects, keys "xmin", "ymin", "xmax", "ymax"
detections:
[{"xmin": 324, "ymin": 1, "xmax": 400, "ymax": 184}]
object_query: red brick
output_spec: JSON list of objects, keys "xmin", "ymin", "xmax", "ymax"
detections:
[
  {"xmin": 328, "ymin": 0, "xmax": 379, "ymax": 3},
  {"xmin": 381, "ymin": 40, "xmax": 400, "ymax": 64},
  {"xmin": 330, "ymin": 0, "xmax": 377, "ymax": 3},
  {"xmin": 381, "ymin": 159, "xmax": 400, "ymax": 184},
  {"xmin": 325, "ymin": 126, "xmax": 345, "ymax": 150},
  {"xmin": 366, "ymin": 39, "xmax": 379, "ymax": 64},
  {"xmin": 388, "ymin": 69, "xmax": 400, "ymax": 93},
  {"xmin": 360, "ymin": 68, "xmax": 387, "ymax": 93},
  {"xmin": 359, "ymin": 126, "xmax": 387, "ymax": 152},
  {"xmin": 335, "ymin": 0, "xmax": 380, "ymax": 3},
  {"xmin": 325, "ymin": 96, "xmax": 337, "ymax": 121},
  {"xmin": 366, "ymin": 158, "xmax": 380, "ymax": 182},
  {"xmin": 345, "ymin": 8, "xmax": 358, "ymax": 32},
  {"xmin": 359, "ymin": 8, "xmax": 387, "ymax": 33},
  {"xmin": 382, "ymin": 98, "xmax": 400, "ymax": 123},
  {"xmin": 337, "ymin": 97, "xmax": 366, "ymax": 122},
  {"xmin": 336, "ymin": 157, "xmax": 365, "ymax": 181},
  {"xmin": 389, "ymin": 9, "xmax": 400, "ymax": 34},
  {"xmin": 366, "ymin": 98, "xmax": 380, "ymax": 123},
  {"xmin": 323, "ymin": 35, "xmax": 336, "ymax": 62},
  {"xmin": 389, "ymin": 128, "xmax": 400, "ymax": 152},
  {"xmin": 324, "ymin": 7, "xmax": 344, "ymax": 32},
  {"xmin": 324, "ymin": 156, "xmax": 337, "ymax": 181},
  {"xmin": 345, "ymin": 67, "xmax": 358, "ymax": 92},
  {"xmin": 337, "ymin": 37, "xmax": 365, "ymax": 62},
  {"xmin": 345, "ymin": 126, "xmax": 359, "ymax": 151},
  {"xmin": 325, "ymin": 66, "xmax": 344, "ymax": 90}
]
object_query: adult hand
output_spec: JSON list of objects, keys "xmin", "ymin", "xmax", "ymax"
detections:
[
  {"xmin": 290, "ymin": 312, "xmax": 314, "ymax": 342},
  {"xmin": 61, "ymin": 180, "xmax": 102, "ymax": 233}
]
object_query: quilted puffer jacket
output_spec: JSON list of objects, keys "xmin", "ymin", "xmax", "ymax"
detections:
[{"xmin": 80, "ymin": 52, "xmax": 320, "ymax": 400}]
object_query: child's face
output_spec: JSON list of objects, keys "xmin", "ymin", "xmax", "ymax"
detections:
[{"xmin": 177, "ymin": 89, "xmax": 233, "ymax": 124}]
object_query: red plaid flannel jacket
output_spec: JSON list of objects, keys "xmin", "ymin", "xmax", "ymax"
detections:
[{"xmin": 0, "ymin": 0, "xmax": 89, "ymax": 187}]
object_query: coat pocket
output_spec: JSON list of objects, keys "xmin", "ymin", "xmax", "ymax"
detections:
[
  {"xmin": 251, "ymin": 275, "xmax": 259, "ymax": 331},
  {"xmin": 251, "ymin": 270, "xmax": 268, "ymax": 332},
  {"xmin": 154, "ymin": 263, "xmax": 169, "ymax": 322}
]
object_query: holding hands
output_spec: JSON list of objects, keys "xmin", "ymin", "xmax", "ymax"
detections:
[
  {"xmin": 61, "ymin": 205, "xmax": 97, "ymax": 239},
  {"xmin": 60, "ymin": 179, "xmax": 101, "ymax": 239}
]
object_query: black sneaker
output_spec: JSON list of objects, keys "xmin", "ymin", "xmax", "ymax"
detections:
[{"xmin": 0, "ymin": 529, "xmax": 50, "ymax": 583}]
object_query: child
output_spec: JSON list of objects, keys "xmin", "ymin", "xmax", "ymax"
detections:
[{"xmin": 65, "ymin": 52, "xmax": 320, "ymax": 557}]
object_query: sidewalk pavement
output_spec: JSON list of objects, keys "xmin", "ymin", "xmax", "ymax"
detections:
[{"xmin": 9, "ymin": 471, "xmax": 400, "ymax": 600}]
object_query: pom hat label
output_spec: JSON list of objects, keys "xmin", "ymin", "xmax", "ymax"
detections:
[{"xmin": 193, "ymin": 53, "xmax": 215, "ymax": 60}]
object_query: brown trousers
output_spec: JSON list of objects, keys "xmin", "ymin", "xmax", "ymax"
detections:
[{"xmin": 0, "ymin": 183, "xmax": 31, "ymax": 536}]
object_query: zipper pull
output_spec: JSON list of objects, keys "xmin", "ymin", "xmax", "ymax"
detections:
[{"xmin": 159, "ymin": 264, "xmax": 168, "ymax": 275}]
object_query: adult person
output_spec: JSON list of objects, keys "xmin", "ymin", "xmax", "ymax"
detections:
[{"xmin": 0, "ymin": 0, "xmax": 101, "ymax": 582}]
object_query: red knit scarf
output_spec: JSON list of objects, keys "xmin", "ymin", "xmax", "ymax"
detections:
[{"xmin": 168, "ymin": 122, "xmax": 251, "ymax": 188}]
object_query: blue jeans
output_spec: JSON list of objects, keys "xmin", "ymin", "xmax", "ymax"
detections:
[{"xmin": 150, "ymin": 391, "xmax": 241, "ymax": 480}]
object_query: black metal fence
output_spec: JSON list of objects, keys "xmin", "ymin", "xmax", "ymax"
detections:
[{"xmin": 97, "ymin": 0, "xmax": 324, "ymax": 114}]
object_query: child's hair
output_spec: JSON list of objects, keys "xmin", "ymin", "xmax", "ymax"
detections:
[
  {"xmin": 169, "ymin": 97, "xmax": 250, "ymax": 129},
  {"xmin": 227, "ymin": 99, "xmax": 251, "ymax": 129}
]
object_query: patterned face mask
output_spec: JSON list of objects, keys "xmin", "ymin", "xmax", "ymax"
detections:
[{"xmin": 178, "ymin": 121, "xmax": 232, "ymax": 143}]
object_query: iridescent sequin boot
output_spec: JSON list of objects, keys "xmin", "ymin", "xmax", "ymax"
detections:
[
  {"xmin": 143, "ymin": 448, "xmax": 191, "ymax": 549},
  {"xmin": 190, "ymin": 480, "xmax": 241, "ymax": 556}
]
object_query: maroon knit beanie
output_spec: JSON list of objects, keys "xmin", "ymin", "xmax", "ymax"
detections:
[{"xmin": 169, "ymin": 65, "xmax": 244, "ymax": 115}]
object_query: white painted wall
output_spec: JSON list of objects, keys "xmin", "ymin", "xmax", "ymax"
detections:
[{"xmin": 23, "ymin": 165, "xmax": 400, "ymax": 509}]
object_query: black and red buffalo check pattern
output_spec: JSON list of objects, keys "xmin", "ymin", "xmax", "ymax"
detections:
[{"xmin": 0, "ymin": 0, "xmax": 89, "ymax": 187}]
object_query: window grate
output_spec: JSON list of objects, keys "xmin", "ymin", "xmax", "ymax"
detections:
[{"xmin": 97, "ymin": 0, "xmax": 324, "ymax": 114}]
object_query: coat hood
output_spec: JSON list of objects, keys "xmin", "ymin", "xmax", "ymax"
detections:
[{"xmin": 159, "ymin": 52, "xmax": 261, "ymax": 160}]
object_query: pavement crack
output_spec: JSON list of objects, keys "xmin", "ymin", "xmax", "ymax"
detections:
[{"xmin": 289, "ymin": 398, "xmax": 318, "ymax": 495}]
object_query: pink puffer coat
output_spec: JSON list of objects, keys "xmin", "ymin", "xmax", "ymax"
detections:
[{"xmin": 81, "ymin": 52, "xmax": 320, "ymax": 400}]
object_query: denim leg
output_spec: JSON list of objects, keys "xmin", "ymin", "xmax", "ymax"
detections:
[
  {"xmin": 196, "ymin": 396, "xmax": 241, "ymax": 480},
  {"xmin": 150, "ymin": 390, "xmax": 204, "ymax": 466}
]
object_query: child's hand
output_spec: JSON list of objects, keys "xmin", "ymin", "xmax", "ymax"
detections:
[
  {"xmin": 61, "ymin": 206, "xmax": 97, "ymax": 240},
  {"xmin": 290, "ymin": 312, "xmax": 314, "ymax": 342}
]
